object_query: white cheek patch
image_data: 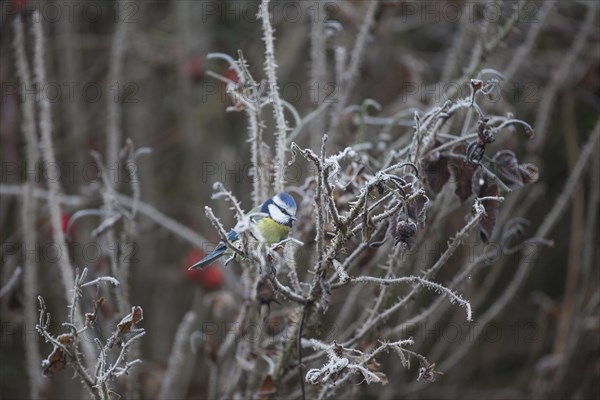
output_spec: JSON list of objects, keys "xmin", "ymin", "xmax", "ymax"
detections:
[{"xmin": 268, "ymin": 204, "xmax": 289, "ymax": 224}]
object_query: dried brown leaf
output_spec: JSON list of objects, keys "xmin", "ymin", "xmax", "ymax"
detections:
[
  {"xmin": 519, "ymin": 163, "xmax": 539, "ymax": 184},
  {"xmin": 255, "ymin": 375, "xmax": 277, "ymax": 399},
  {"xmin": 491, "ymin": 150, "xmax": 521, "ymax": 184},
  {"xmin": 256, "ymin": 276, "xmax": 279, "ymax": 307},
  {"xmin": 406, "ymin": 191, "xmax": 429, "ymax": 224},
  {"xmin": 117, "ymin": 306, "xmax": 144, "ymax": 335},
  {"xmin": 373, "ymin": 371, "xmax": 389, "ymax": 385},
  {"xmin": 491, "ymin": 150, "xmax": 539, "ymax": 186},
  {"xmin": 448, "ymin": 153, "xmax": 479, "ymax": 203},
  {"xmin": 41, "ymin": 333, "xmax": 73, "ymax": 377},
  {"xmin": 417, "ymin": 355, "xmax": 444, "ymax": 382},
  {"xmin": 423, "ymin": 152, "xmax": 450, "ymax": 194}
]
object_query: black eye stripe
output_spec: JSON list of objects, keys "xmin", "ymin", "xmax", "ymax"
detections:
[{"xmin": 276, "ymin": 205, "xmax": 290, "ymax": 216}]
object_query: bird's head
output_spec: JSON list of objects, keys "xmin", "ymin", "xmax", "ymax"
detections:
[{"xmin": 261, "ymin": 192, "xmax": 297, "ymax": 227}]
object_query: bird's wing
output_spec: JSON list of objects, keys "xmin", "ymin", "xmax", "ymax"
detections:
[
  {"xmin": 248, "ymin": 208, "xmax": 268, "ymax": 223},
  {"xmin": 226, "ymin": 229, "xmax": 239, "ymax": 242},
  {"xmin": 249, "ymin": 205, "xmax": 261, "ymax": 214}
]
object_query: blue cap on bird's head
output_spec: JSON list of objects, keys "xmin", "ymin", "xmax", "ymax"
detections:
[
  {"xmin": 274, "ymin": 192, "xmax": 297, "ymax": 214},
  {"xmin": 261, "ymin": 192, "xmax": 297, "ymax": 226}
]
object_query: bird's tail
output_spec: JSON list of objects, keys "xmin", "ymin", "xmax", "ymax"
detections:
[{"xmin": 188, "ymin": 246, "xmax": 225, "ymax": 270}]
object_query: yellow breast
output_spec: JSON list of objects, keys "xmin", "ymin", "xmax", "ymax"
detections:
[{"xmin": 256, "ymin": 217, "xmax": 291, "ymax": 244}]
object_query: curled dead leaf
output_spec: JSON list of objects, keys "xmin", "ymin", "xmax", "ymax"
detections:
[
  {"xmin": 406, "ymin": 191, "xmax": 429, "ymax": 225},
  {"xmin": 423, "ymin": 148, "xmax": 450, "ymax": 194},
  {"xmin": 491, "ymin": 150, "xmax": 520, "ymax": 183},
  {"xmin": 256, "ymin": 375, "xmax": 277, "ymax": 399},
  {"xmin": 41, "ymin": 333, "xmax": 73, "ymax": 377},
  {"xmin": 371, "ymin": 371, "xmax": 389, "ymax": 385},
  {"xmin": 256, "ymin": 276, "xmax": 279, "ymax": 308},
  {"xmin": 519, "ymin": 163, "xmax": 539, "ymax": 184},
  {"xmin": 117, "ymin": 306, "xmax": 144, "ymax": 335},
  {"xmin": 417, "ymin": 355, "xmax": 444, "ymax": 383},
  {"xmin": 470, "ymin": 79, "xmax": 483, "ymax": 91},
  {"xmin": 491, "ymin": 150, "xmax": 539, "ymax": 186},
  {"xmin": 448, "ymin": 151, "xmax": 479, "ymax": 203}
]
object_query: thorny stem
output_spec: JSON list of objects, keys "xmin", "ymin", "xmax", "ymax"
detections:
[
  {"xmin": 268, "ymin": 274, "xmax": 307, "ymax": 305},
  {"xmin": 298, "ymin": 304, "xmax": 308, "ymax": 400},
  {"xmin": 346, "ymin": 198, "xmax": 493, "ymax": 346},
  {"xmin": 237, "ymin": 51, "xmax": 268, "ymax": 207},
  {"xmin": 103, "ymin": 5, "xmax": 132, "ymax": 339},
  {"xmin": 106, "ymin": 0, "xmax": 128, "ymax": 184},
  {"xmin": 309, "ymin": 0, "xmax": 327, "ymax": 148},
  {"xmin": 327, "ymin": 242, "xmax": 369, "ymax": 286},
  {"xmin": 91, "ymin": 152, "xmax": 131, "ymax": 316},
  {"xmin": 426, "ymin": 133, "xmax": 478, "ymax": 155},
  {"xmin": 409, "ymin": 99, "xmax": 478, "ymax": 169},
  {"xmin": 97, "ymin": 331, "xmax": 146, "ymax": 384},
  {"xmin": 260, "ymin": 0, "xmax": 289, "ymax": 194},
  {"xmin": 31, "ymin": 10, "xmax": 74, "ymax": 306},
  {"xmin": 385, "ymin": 235, "xmax": 552, "ymax": 339},
  {"xmin": 273, "ymin": 155, "xmax": 423, "ymax": 386},
  {"xmin": 67, "ymin": 270, "xmax": 90, "ymax": 386},
  {"xmin": 31, "ymin": 11, "xmax": 97, "ymax": 369},
  {"xmin": 204, "ymin": 206, "xmax": 246, "ymax": 260},
  {"xmin": 317, "ymin": 137, "xmax": 328, "ymax": 262},
  {"xmin": 324, "ymin": 166, "xmax": 343, "ymax": 228},
  {"xmin": 211, "ymin": 182, "xmax": 247, "ymax": 222},
  {"xmin": 13, "ymin": 16, "xmax": 44, "ymax": 398},
  {"xmin": 343, "ymin": 275, "xmax": 473, "ymax": 321},
  {"xmin": 358, "ymin": 246, "xmax": 403, "ymax": 332}
]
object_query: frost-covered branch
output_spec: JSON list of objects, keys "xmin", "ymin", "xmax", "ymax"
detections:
[
  {"xmin": 260, "ymin": 0, "xmax": 289, "ymax": 194},
  {"xmin": 36, "ymin": 269, "xmax": 145, "ymax": 400}
]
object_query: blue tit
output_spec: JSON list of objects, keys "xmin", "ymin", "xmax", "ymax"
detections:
[{"xmin": 189, "ymin": 192, "xmax": 297, "ymax": 269}]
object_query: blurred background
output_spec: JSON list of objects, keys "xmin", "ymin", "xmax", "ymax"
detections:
[{"xmin": 1, "ymin": 1, "xmax": 599, "ymax": 399}]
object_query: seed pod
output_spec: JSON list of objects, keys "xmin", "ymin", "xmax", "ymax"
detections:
[{"xmin": 394, "ymin": 219, "xmax": 417, "ymax": 247}]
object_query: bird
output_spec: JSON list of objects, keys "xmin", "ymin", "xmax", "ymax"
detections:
[{"xmin": 189, "ymin": 192, "xmax": 297, "ymax": 270}]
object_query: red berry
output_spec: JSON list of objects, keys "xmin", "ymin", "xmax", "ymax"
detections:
[
  {"xmin": 178, "ymin": 57, "xmax": 204, "ymax": 82},
  {"xmin": 183, "ymin": 248, "xmax": 224, "ymax": 291},
  {"xmin": 223, "ymin": 67, "xmax": 240, "ymax": 84},
  {"xmin": 12, "ymin": 0, "xmax": 29, "ymax": 13},
  {"xmin": 61, "ymin": 211, "xmax": 77, "ymax": 239}
]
